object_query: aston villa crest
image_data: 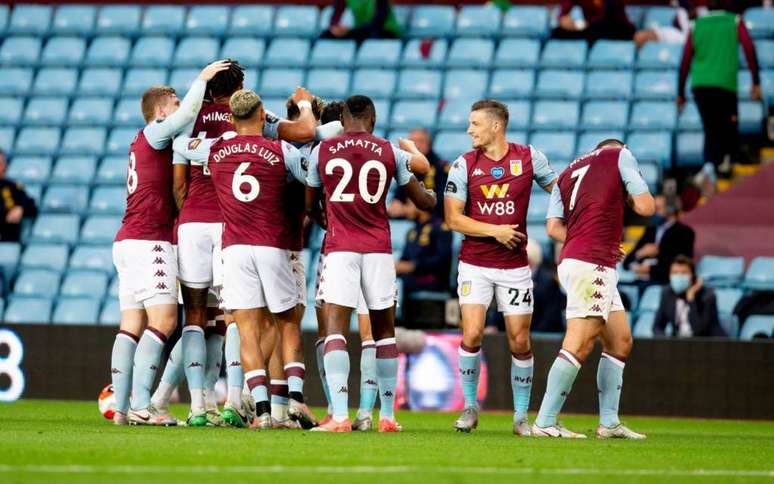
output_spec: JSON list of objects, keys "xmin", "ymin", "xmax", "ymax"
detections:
[{"xmin": 510, "ymin": 160, "xmax": 523, "ymax": 176}]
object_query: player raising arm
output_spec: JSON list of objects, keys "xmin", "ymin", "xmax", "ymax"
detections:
[{"xmin": 533, "ymin": 139, "xmax": 654, "ymax": 439}]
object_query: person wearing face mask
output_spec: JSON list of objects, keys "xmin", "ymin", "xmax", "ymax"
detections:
[
  {"xmin": 623, "ymin": 194, "xmax": 695, "ymax": 285},
  {"xmin": 653, "ymin": 255, "xmax": 724, "ymax": 337}
]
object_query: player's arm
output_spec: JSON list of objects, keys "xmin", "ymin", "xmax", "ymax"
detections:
[
  {"xmin": 281, "ymin": 141, "xmax": 308, "ymax": 184},
  {"xmin": 619, "ymin": 148, "xmax": 656, "ymax": 217},
  {"xmin": 315, "ymin": 120, "xmax": 343, "ymax": 141},
  {"xmin": 397, "ymin": 138, "xmax": 431, "ymax": 176},
  {"xmin": 545, "ymin": 184, "xmax": 567, "ymax": 242},
  {"xmin": 403, "ymin": 177, "xmax": 436, "ymax": 212},
  {"xmin": 264, "ymin": 87, "xmax": 316, "ymax": 143},
  {"xmin": 304, "ymin": 145, "xmax": 326, "ymax": 228},
  {"xmin": 172, "ymin": 136, "xmax": 214, "ymax": 165},
  {"xmin": 530, "ymin": 145, "xmax": 558, "ymax": 194},
  {"xmin": 172, "ymin": 152, "xmax": 189, "ymax": 211},
  {"xmin": 394, "ymin": 145, "xmax": 435, "ymax": 211}
]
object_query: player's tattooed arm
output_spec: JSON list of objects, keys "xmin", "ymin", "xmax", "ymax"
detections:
[
  {"xmin": 398, "ymin": 138, "xmax": 431, "ymax": 175},
  {"xmin": 444, "ymin": 197, "xmax": 525, "ymax": 250},
  {"xmin": 275, "ymin": 87, "xmax": 316, "ymax": 143}
]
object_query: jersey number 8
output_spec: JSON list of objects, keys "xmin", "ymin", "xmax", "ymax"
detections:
[
  {"xmin": 127, "ymin": 152, "xmax": 138, "ymax": 195},
  {"xmin": 326, "ymin": 158, "xmax": 387, "ymax": 205}
]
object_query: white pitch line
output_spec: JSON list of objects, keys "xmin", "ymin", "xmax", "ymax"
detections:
[{"xmin": 0, "ymin": 465, "xmax": 771, "ymax": 478}]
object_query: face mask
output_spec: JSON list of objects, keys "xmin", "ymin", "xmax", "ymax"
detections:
[
  {"xmin": 670, "ymin": 274, "xmax": 692, "ymax": 294},
  {"xmin": 651, "ymin": 214, "xmax": 666, "ymax": 227}
]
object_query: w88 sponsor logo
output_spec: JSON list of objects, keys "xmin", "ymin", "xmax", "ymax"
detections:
[{"xmin": 476, "ymin": 200, "xmax": 515, "ymax": 216}]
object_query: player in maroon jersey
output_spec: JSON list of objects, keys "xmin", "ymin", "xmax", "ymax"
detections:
[
  {"xmin": 305, "ymin": 95, "xmax": 436, "ymax": 432},
  {"xmin": 533, "ymin": 139, "xmax": 655, "ymax": 439},
  {"xmin": 109, "ymin": 60, "xmax": 231, "ymax": 426},
  {"xmin": 444, "ymin": 100, "xmax": 557, "ymax": 435}
]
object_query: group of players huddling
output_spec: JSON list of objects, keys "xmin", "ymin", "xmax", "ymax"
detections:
[{"xmin": 110, "ymin": 57, "xmax": 655, "ymax": 438}]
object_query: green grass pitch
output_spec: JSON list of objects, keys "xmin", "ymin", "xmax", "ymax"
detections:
[{"xmin": 0, "ymin": 400, "xmax": 772, "ymax": 484}]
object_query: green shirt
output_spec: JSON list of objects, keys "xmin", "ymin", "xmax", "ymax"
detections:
[
  {"xmin": 347, "ymin": 0, "xmax": 400, "ymax": 37},
  {"xmin": 690, "ymin": 12, "xmax": 739, "ymax": 92}
]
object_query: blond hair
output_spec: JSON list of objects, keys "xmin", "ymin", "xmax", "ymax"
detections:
[
  {"xmin": 230, "ymin": 89, "xmax": 263, "ymax": 120},
  {"xmin": 140, "ymin": 86, "xmax": 176, "ymax": 123}
]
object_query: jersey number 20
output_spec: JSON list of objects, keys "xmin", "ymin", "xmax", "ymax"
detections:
[{"xmin": 326, "ymin": 158, "xmax": 387, "ymax": 205}]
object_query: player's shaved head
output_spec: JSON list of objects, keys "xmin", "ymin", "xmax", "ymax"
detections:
[
  {"xmin": 141, "ymin": 86, "xmax": 177, "ymax": 123},
  {"xmin": 207, "ymin": 59, "xmax": 244, "ymax": 100},
  {"xmin": 342, "ymin": 95, "xmax": 376, "ymax": 132},
  {"xmin": 321, "ymin": 101, "xmax": 345, "ymax": 124},
  {"xmin": 286, "ymin": 95, "xmax": 325, "ymax": 121},
  {"xmin": 596, "ymin": 138, "xmax": 625, "ymax": 149},
  {"xmin": 471, "ymin": 100, "xmax": 509, "ymax": 130},
  {"xmin": 230, "ymin": 89, "xmax": 263, "ymax": 120}
]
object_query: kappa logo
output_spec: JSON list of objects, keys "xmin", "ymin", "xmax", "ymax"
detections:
[
  {"xmin": 150, "ymin": 365, "xmax": 158, "ymax": 371},
  {"xmin": 590, "ymin": 304, "xmax": 602, "ymax": 312},
  {"xmin": 594, "ymin": 265, "xmax": 606, "ymax": 273},
  {"xmin": 228, "ymin": 361, "xmax": 241, "ymax": 367},
  {"xmin": 155, "ymin": 282, "xmax": 168, "ymax": 290},
  {"xmin": 480, "ymin": 183, "xmax": 509, "ymax": 199},
  {"xmin": 152, "ymin": 245, "xmax": 164, "ymax": 253},
  {"xmin": 365, "ymin": 379, "xmax": 377, "ymax": 386},
  {"xmin": 383, "ymin": 390, "xmax": 394, "ymax": 398},
  {"xmin": 337, "ymin": 386, "xmax": 348, "ymax": 394},
  {"xmin": 592, "ymin": 292, "xmax": 604, "ymax": 300},
  {"xmin": 111, "ymin": 367, "xmax": 121, "ymax": 374},
  {"xmin": 153, "ymin": 257, "xmax": 165, "ymax": 264},
  {"xmin": 187, "ymin": 362, "xmax": 203, "ymax": 368},
  {"xmin": 592, "ymin": 278, "xmax": 605, "ymax": 286},
  {"xmin": 154, "ymin": 270, "xmax": 166, "ymax": 277},
  {"xmin": 472, "ymin": 168, "xmax": 485, "ymax": 176}
]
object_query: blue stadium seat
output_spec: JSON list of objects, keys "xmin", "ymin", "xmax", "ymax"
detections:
[
  {"xmin": 676, "ymin": 102, "xmax": 701, "ymax": 131},
  {"xmin": 397, "ymin": 69, "xmax": 442, "ymax": 100},
  {"xmin": 41, "ymin": 185, "xmax": 88, "ymax": 214},
  {"xmin": 588, "ymin": 40, "xmax": 635, "ymax": 69},
  {"xmin": 0, "ymin": 97, "xmax": 23, "ymax": 126},
  {"xmin": 752, "ymin": 40, "xmax": 774, "ymax": 69},
  {"xmin": 714, "ymin": 287, "xmax": 742, "ymax": 337},
  {"xmin": 69, "ymin": 245, "xmax": 114, "ymax": 274},
  {"xmin": 174, "ymin": 37, "xmax": 220, "ymax": 67},
  {"xmin": 527, "ymin": 192, "xmax": 549, "ymax": 224},
  {"xmin": 112, "ymin": 98, "xmax": 143, "ymax": 127},
  {"xmin": 456, "ymin": 5, "xmax": 501, "ymax": 37},
  {"xmin": 642, "ymin": 6, "xmax": 677, "ymax": 30},
  {"xmin": 630, "ymin": 101, "xmax": 677, "ymax": 131},
  {"xmin": 89, "ymin": 187, "xmax": 126, "ymax": 215},
  {"xmin": 635, "ymin": 70, "xmax": 678, "ymax": 99},
  {"xmin": 60, "ymin": 270, "xmax": 108, "ymax": 300},
  {"xmin": 444, "ymin": 69, "xmax": 488, "ymax": 101},
  {"xmin": 390, "ymin": 219, "xmax": 414, "ymax": 261},
  {"xmin": 739, "ymin": 316, "xmax": 774, "ymax": 340},
  {"xmin": 274, "ymin": 6, "xmax": 319, "ymax": 38},
  {"xmin": 446, "ymin": 38, "xmax": 494, "ymax": 68},
  {"xmin": 0, "ymin": 127, "xmax": 14, "ymax": 153},
  {"xmin": 107, "ymin": 128, "xmax": 138, "ymax": 155},
  {"xmin": 390, "ymin": 101, "xmax": 438, "ymax": 130},
  {"xmin": 585, "ymin": 71, "xmax": 633, "ymax": 99},
  {"xmin": 6, "ymin": 156, "xmax": 51, "ymax": 184},
  {"xmin": 531, "ymin": 101, "xmax": 579, "ymax": 130},
  {"xmin": 96, "ymin": 156, "xmax": 127, "ymax": 184},
  {"xmin": 351, "ymin": 69, "xmax": 397, "ymax": 99},
  {"xmin": 52, "ymin": 156, "xmax": 96, "ymax": 185},
  {"xmin": 186, "ymin": 5, "xmax": 230, "ymax": 36},
  {"xmin": 739, "ymin": 101, "xmax": 764, "ymax": 135},
  {"xmin": 229, "ymin": 6, "xmax": 274, "ymax": 37},
  {"xmin": 122, "ymin": 68, "xmax": 168, "ymax": 97},
  {"xmin": 438, "ymin": 100, "xmax": 471, "ymax": 130},
  {"xmin": 618, "ymin": 284, "xmax": 639, "ymax": 313},
  {"xmin": 0, "ymin": 242, "xmax": 21, "ymax": 282},
  {"xmin": 576, "ymin": 131, "xmax": 625, "ymax": 157},
  {"xmin": 432, "ymin": 131, "xmax": 470, "ymax": 163},
  {"xmin": 502, "ymin": 100, "xmax": 531, "ymax": 131},
  {"xmin": 743, "ymin": 257, "xmax": 774, "ymax": 291},
  {"xmin": 640, "ymin": 161, "xmax": 661, "ymax": 193},
  {"xmin": 581, "ymin": 101, "xmax": 628, "ymax": 131},
  {"xmin": 745, "ymin": 7, "xmax": 774, "ymax": 38},
  {"xmin": 32, "ymin": 68, "xmax": 77, "ymax": 97},
  {"xmin": 221, "ymin": 38, "xmax": 265, "ymax": 67},
  {"xmin": 633, "ymin": 311, "xmax": 656, "ymax": 338},
  {"xmin": 81, "ymin": 215, "xmax": 122, "ymax": 245},
  {"xmin": 639, "ymin": 285, "xmax": 663, "ymax": 314},
  {"xmin": 96, "ymin": 6, "xmax": 141, "ymax": 36},
  {"xmin": 536, "ymin": 70, "xmax": 585, "ymax": 99},
  {"xmin": 541, "ymin": 40, "xmax": 587, "ymax": 69},
  {"xmin": 78, "ymin": 68, "xmax": 122, "ymax": 97},
  {"xmin": 130, "ymin": 37, "xmax": 174, "ymax": 67},
  {"xmin": 168, "ymin": 69, "xmax": 199, "ymax": 97},
  {"xmin": 68, "ymin": 98, "xmax": 113, "ymax": 126},
  {"xmin": 85, "ymin": 37, "xmax": 131, "ymax": 67},
  {"xmin": 24, "ymin": 184, "xmax": 43, "ymax": 205},
  {"xmin": 529, "ymin": 131, "xmax": 577, "ymax": 162},
  {"xmin": 502, "ymin": 6, "xmax": 549, "ymax": 39},
  {"xmin": 697, "ymin": 255, "xmax": 745, "ymax": 288},
  {"xmin": 259, "ymin": 69, "xmax": 304, "ymax": 98},
  {"xmin": 142, "ymin": 5, "xmax": 185, "ymax": 36},
  {"xmin": 489, "ymin": 69, "xmax": 534, "ymax": 99},
  {"xmin": 23, "ymin": 97, "xmax": 68, "ymax": 127},
  {"xmin": 318, "ymin": 5, "xmax": 354, "ymax": 32},
  {"xmin": 409, "ymin": 6, "xmax": 456, "ymax": 38},
  {"xmin": 243, "ymin": 69, "xmax": 262, "ymax": 90},
  {"xmin": 637, "ymin": 43, "xmax": 682, "ymax": 70},
  {"xmin": 0, "ymin": 68, "xmax": 33, "ymax": 96},
  {"xmin": 41, "ymin": 37, "xmax": 85, "ymax": 66},
  {"xmin": 371, "ymin": 100, "xmax": 391, "ymax": 130},
  {"xmin": 0, "ymin": 6, "xmax": 6, "ymax": 36},
  {"xmin": 0, "ymin": 37, "xmax": 41, "ymax": 66},
  {"xmin": 109, "ymin": 276, "xmax": 120, "ymax": 299},
  {"xmin": 14, "ymin": 128, "xmax": 60, "ymax": 156},
  {"xmin": 355, "ymin": 39, "xmax": 402, "ymax": 68},
  {"xmin": 7, "ymin": 5, "xmax": 51, "ymax": 36},
  {"xmin": 60, "ymin": 127, "xmax": 105, "ymax": 156},
  {"xmin": 30, "ymin": 213, "xmax": 80, "ymax": 245},
  {"xmin": 261, "ymin": 97, "xmax": 286, "ymax": 118},
  {"xmin": 100, "ymin": 298, "xmax": 120, "ymax": 325},
  {"xmin": 21, "ymin": 243, "xmax": 69, "ymax": 273},
  {"xmin": 53, "ymin": 297, "xmax": 100, "ymax": 324},
  {"xmin": 52, "ymin": 5, "xmax": 95, "ymax": 36},
  {"xmin": 310, "ymin": 39, "xmax": 356, "ymax": 68},
  {"xmin": 627, "ymin": 131, "xmax": 672, "ymax": 168},
  {"xmin": 401, "ymin": 39, "xmax": 448, "ymax": 68},
  {"xmin": 4, "ymin": 296, "xmax": 53, "ymax": 324},
  {"xmin": 495, "ymin": 39, "xmax": 540, "ymax": 68},
  {"xmin": 264, "ymin": 38, "xmax": 310, "ymax": 68},
  {"xmin": 307, "ymin": 69, "xmax": 351, "ymax": 99},
  {"xmin": 675, "ymin": 132, "xmax": 704, "ymax": 167}
]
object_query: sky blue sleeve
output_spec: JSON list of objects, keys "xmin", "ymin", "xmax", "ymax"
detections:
[
  {"xmin": 143, "ymin": 79, "xmax": 206, "ymax": 149},
  {"xmin": 171, "ymin": 136, "xmax": 213, "ymax": 164},
  {"xmin": 444, "ymin": 156, "xmax": 468, "ymax": 203},
  {"xmin": 282, "ymin": 141, "xmax": 307, "ymax": 184},
  {"xmin": 546, "ymin": 183, "xmax": 565, "ymax": 220},
  {"xmin": 618, "ymin": 148, "xmax": 650, "ymax": 196},
  {"xmin": 306, "ymin": 145, "xmax": 321, "ymax": 187},
  {"xmin": 391, "ymin": 144, "xmax": 413, "ymax": 186},
  {"xmin": 530, "ymin": 145, "xmax": 558, "ymax": 189},
  {"xmin": 263, "ymin": 109, "xmax": 281, "ymax": 139}
]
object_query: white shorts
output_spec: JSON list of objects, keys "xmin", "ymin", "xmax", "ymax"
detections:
[
  {"xmin": 113, "ymin": 240, "xmax": 178, "ymax": 310},
  {"xmin": 317, "ymin": 252, "xmax": 395, "ymax": 311},
  {"xmin": 177, "ymin": 222, "xmax": 223, "ymax": 289},
  {"xmin": 221, "ymin": 245, "xmax": 297, "ymax": 313},
  {"xmin": 653, "ymin": 26, "xmax": 687, "ymax": 44},
  {"xmin": 457, "ymin": 261, "xmax": 533, "ymax": 316},
  {"xmin": 290, "ymin": 251, "xmax": 306, "ymax": 308},
  {"xmin": 558, "ymin": 258, "xmax": 624, "ymax": 321},
  {"xmin": 314, "ymin": 253, "xmax": 369, "ymax": 315}
]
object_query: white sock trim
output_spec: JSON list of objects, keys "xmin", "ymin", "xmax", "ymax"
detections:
[
  {"xmin": 116, "ymin": 333, "xmax": 138, "ymax": 345},
  {"xmin": 206, "ymin": 319, "xmax": 216, "ymax": 327},
  {"xmin": 183, "ymin": 325, "xmax": 204, "ymax": 335},
  {"xmin": 284, "ymin": 362, "xmax": 305, "ymax": 371},
  {"xmin": 511, "ymin": 356, "xmax": 534, "ymax": 368},
  {"xmin": 244, "ymin": 369, "xmax": 266, "ymax": 380},
  {"xmin": 601, "ymin": 352, "xmax": 626, "ymax": 369},
  {"xmin": 144, "ymin": 329, "xmax": 165, "ymax": 346},
  {"xmin": 361, "ymin": 339, "xmax": 376, "ymax": 347},
  {"xmin": 559, "ymin": 349, "xmax": 581, "ymax": 369},
  {"xmin": 375, "ymin": 337, "xmax": 396, "ymax": 346},
  {"xmin": 270, "ymin": 379, "xmax": 288, "ymax": 385},
  {"xmin": 215, "ymin": 314, "xmax": 225, "ymax": 322},
  {"xmin": 458, "ymin": 347, "xmax": 480, "ymax": 357},
  {"xmin": 324, "ymin": 334, "xmax": 346, "ymax": 344}
]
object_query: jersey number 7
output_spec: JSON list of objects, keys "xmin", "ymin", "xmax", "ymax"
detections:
[{"xmin": 569, "ymin": 165, "xmax": 590, "ymax": 211}]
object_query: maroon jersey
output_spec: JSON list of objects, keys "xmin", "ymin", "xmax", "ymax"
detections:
[
  {"xmin": 178, "ymin": 103, "xmax": 234, "ymax": 225},
  {"xmin": 558, "ymin": 147, "xmax": 626, "ymax": 269},
  {"xmin": 115, "ymin": 129, "xmax": 174, "ymax": 242}
]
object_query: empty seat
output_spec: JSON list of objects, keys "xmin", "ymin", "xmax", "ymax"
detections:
[
  {"xmin": 30, "ymin": 213, "xmax": 80, "ymax": 244},
  {"xmin": 186, "ymin": 5, "xmax": 230, "ymax": 36},
  {"xmin": 142, "ymin": 5, "xmax": 185, "ymax": 36},
  {"xmin": 6, "ymin": 156, "xmax": 51, "ymax": 184},
  {"xmin": 0, "ymin": 68, "xmax": 33, "ymax": 96},
  {"xmin": 8, "ymin": 5, "xmax": 51, "ymax": 36},
  {"xmin": 264, "ymin": 38, "xmax": 310, "ymax": 67},
  {"xmin": 274, "ymin": 6, "xmax": 319, "ymax": 38},
  {"xmin": 637, "ymin": 43, "xmax": 682, "ymax": 69},
  {"xmin": 351, "ymin": 69, "xmax": 397, "ymax": 99},
  {"xmin": 444, "ymin": 69, "xmax": 488, "ymax": 101},
  {"xmin": 21, "ymin": 243, "xmax": 69, "ymax": 273},
  {"xmin": 585, "ymin": 71, "xmax": 632, "ymax": 99},
  {"xmin": 627, "ymin": 131, "xmax": 672, "ymax": 168},
  {"xmin": 130, "ymin": 37, "xmax": 174, "ymax": 67},
  {"xmin": 68, "ymin": 98, "xmax": 113, "ymax": 126},
  {"xmin": 745, "ymin": 7, "xmax": 774, "ymax": 38},
  {"xmin": 541, "ymin": 40, "xmax": 587, "ymax": 69},
  {"xmin": 0, "ymin": 37, "xmax": 41, "ymax": 66},
  {"xmin": 96, "ymin": 6, "xmax": 141, "ymax": 36},
  {"xmin": 41, "ymin": 185, "xmax": 89, "ymax": 214},
  {"xmin": 495, "ymin": 39, "xmax": 540, "ymax": 68},
  {"xmin": 0, "ymin": 97, "xmax": 23, "ymax": 126},
  {"xmin": 409, "ymin": 6, "xmax": 455, "ymax": 38},
  {"xmin": 41, "ymin": 37, "xmax": 85, "ymax": 66},
  {"xmin": 356, "ymin": 39, "xmax": 402, "ymax": 68},
  {"xmin": 310, "ymin": 39, "xmax": 356, "ymax": 68},
  {"xmin": 52, "ymin": 5, "xmax": 95, "ymax": 36},
  {"xmin": 306, "ymin": 69, "xmax": 351, "ymax": 99},
  {"xmin": 697, "ymin": 255, "xmax": 745, "ymax": 287},
  {"xmin": 529, "ymin": 131, "xmax": 577, "ymax": 163},
  {"xmin": 13, "ymin": 268, "xmax": 60, "ymax": 298},
  {"xmin": 318, "ymin": 5, "xmax": 354, "ymax": 31},
  {"xmin": 60, "ymin": 270, "xmax": 108, "ymax": 300},
  {"xmin": 633, "ymin": 311, "xmax": 656, "ymax": 338},
  {"xmin": 739, "ymin": 101, "xmax": 765, "ymax": 135},
  {"xmin": 229, "ymin": 5, "xmax": 274, "ymax": 37},
  {"xmin": 107, "ymin": 128, "xmax": 138, "ymax": 156},
  {"xmin": 259, "ymin": 69, "xmax": 304, "ymax": 98},
  {"xmin": 0, "ymin": 242, "xmax": 21, "ymax": 281},
  {"xmin": 438, "ymin": 100, "xmax": 472, "ymax": 130},
  {"xmin": 446, "ymin": 38, "xmax": 494, "ymax": 68},
  {"xmin": 168, "ymin": 68, "xmax": 199, "ymax": 96},
  {"xmin": 576, "ymin": 131, "xmax": 625, "ymax": 157},
  {"xmin": 69, "ymin": 245, "xmax": 114, "ymax": 276},
  {"xmin": 52, "ymin": 156, "xmax": 96, "ymax": 185},
  {"xmin": 260, "ymin": 97, "xmax": 286, "ymax": 118},
  {"xmin": 675, "ymin": 132, "xmax": 704, "ymax": 167},
  {"xmin": 488, "ymin": 69, "xmax": 534, "ymax": 99},
  {"xmin": 502, "ymin": 100, "xmax": 531, "ymax": 131},
  {"xmin": 14, "ymin": 128, "xmax": 60, "ymax": 156},
  {"xmin": 23, "ymin": 97, "xmax": 68, "ymax": 126},
  {"xmin": 0, "ymin": 127, "xmax": 14, "ymax": 153},
  {"xmin": 502, "ymin": 6, "xmax": 549, "ymax": 39},
  {"xmin": 174, "ymin": 37, "xmax": 220, "ymax": 67},
  {"xmin": 643, "ymin": 6, "xmax": 677, "ymax": 30},
  {"xmin": 373, "ymin": 100, "xmax": 391, "ymax": 130},
  {"xmin": 536, "ymin": 70, "xmax": 585, "ymax": 99},
  {"xmin": 432, "ymin": 131, "xmax": 470, "ymax": 163},
  {"xmin": 53, "ymin": 297, "xmax": 100, "ymax": 324},
  {"xmin": 752, "ymin": 39, "xmax": 774, "ymax": 69},
  {"xmin": 581, "ymin": 101, "xmax": 629, "ymax": 130},
  {"xmin": 85, "ymin": 37, "xmax": 130, "ymax": 67},
  {"xmin": 740, "ymin": 316, "xmax": 774, "ymax": 340},
  {"xmin": 60, "ymin": 127, "xmax": 105, "ymax": 156},
  {"xmin": 631, "ymin": 101, "xmax": 677, "ymax": 131},
  {"xmin": 639, "ymin": 285, "xmax": 662, "ymax": 313},
  {"xmin": 588, "ymin": 40, "xmax": 635, "ymax": 69},
  {"xmin": 531, "ymin": 101, "xmax": 579, "ymax": 130},
  {"xmin": 401, "ymin": 39, "xmax": 448, "ymax": 68},
  {"xmin": 4, "ymin": 296, "xmax": 53, "ymax": 324},
  {"xmin": 96, "ymin": 156, "xmax": 128, "ymax": 184},
  {"xmin": 635, "ymin": 71, "xmax": 678, "ymax": 99},
  {"xmin": 122, "ymin": 68, "xmax": 168, "ymax": 97},
  {"xmin": 456, "ymin": 5, "xmax": 501, "ymax": 37},
  {"xmin": 89, "ymin": 187, "xmax": 126, "ymax": 215},
  {"xmin": 391, "ymin": 101, "xmax": 437, "ymax": 130},
  {"xmin": 221, "ymin": 38, "xmax": 265, "ymax": 67},
  {"xmin": 743, "ymin": 257, "xmax": 774, "ymax": 291},
  {"xmin": 397, "ymin": 69, "xmax": 442, "ymax": 99},
  {"xmin": 81, "ymin": 215, "xmax": 122, "ymax": 245},
  {"xmin": 78, "ymin": 68, "xmax": 122, "ymax": 97}
]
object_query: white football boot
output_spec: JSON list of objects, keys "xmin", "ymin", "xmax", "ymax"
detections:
[
  {"xmin": 531, "ymin": 422, "xmax": 587, "ymax": 438},
  {"xmin": 596, "ymin": 423, "xmax": 647, "ymax": 440}
]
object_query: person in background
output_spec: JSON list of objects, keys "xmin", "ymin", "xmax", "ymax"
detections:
[
  {"xmin": 552, "ymin": 0, "xmax": 636, "ymax": 43},
  {"xmin": 0, "ymin": 149, "xmax": 38, "ymax": 242},
  {"xmin": 321, "ymin": 0, "xmax": 400, "ymax": 43},
  {"xmin": 389, "ymin": 128, "xmax": 448, "ymax": 220},
  {"xmin": 634, "ymin": 0, "xmax": 707, "ymax": 48},
  {"xmin": 677, "ymin": 0, "xmax": 761, "ymax": 188},
  {"xmin": 624, "ymin": 194, "xmax": 695, "ymax": 285},
  {"xmin": 654, "ymin": 255, "xmax": 724, "ymax": 337},
  {"xmin": 527, "ymin": 239, "xmax": 565, "ymax": 334}
]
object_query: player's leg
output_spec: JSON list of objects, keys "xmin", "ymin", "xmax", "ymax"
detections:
[
  {"xmin": 354, "ymin": 309, "xmax": 377, "ymax": 431},
  {"xmin": 203, "ymin": 307, "xmax": 226, "ymax": 426},
  {"xmin": 314, "ymin": 302, "xmax": 333, "ymax": 422},
  {"xmin": 149, "ymin": 334, "xmax": 183, "ymax": 418},
  {"xmin": 221, "ymin": 315, "xmax": 245, "ymax": 426},
  {"xmin": 268, "ymin": 332, "xmax": 294, "ymax": 429},
  {"xmin": 111, "ymin": 309, "xmax": 144, "ymax": 425},
  {"xmin": 235, "ymin": 307, "xmax": 271, "ymax": 430}
]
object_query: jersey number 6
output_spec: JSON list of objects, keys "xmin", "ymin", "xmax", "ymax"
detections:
[
  {"xmin": 232, "ymin": 162, "xmax": 260, "ymax": 202},
  {"xmin": 326, "ymin": 158, "xmax": 387, "ymax": 205}
]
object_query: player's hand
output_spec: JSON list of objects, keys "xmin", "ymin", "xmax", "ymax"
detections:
[
  {"xmin": 751, "ymin": 84, "xmax": 762, "ymax": 101},
  {"xmin": 492, "ymin": 224, "xmax": 524, "ymax": 250},
  {"xmin": 399, "ymin": 137, "xmax": 419, "ymax": 154},
  {"xmin": 198, "ymin": 60, "xmax": 231, "ymax": 81},
  {"xmin": 676, "ymin": 95, "xmax": 686, "ymax": 113},
  {"xmin": 291, "ymin": 86, "xmax": 313, "ymax": 104},
  {"xmin": 5, "ymin": 206, "xmax": 23, "ymax": 224}
]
